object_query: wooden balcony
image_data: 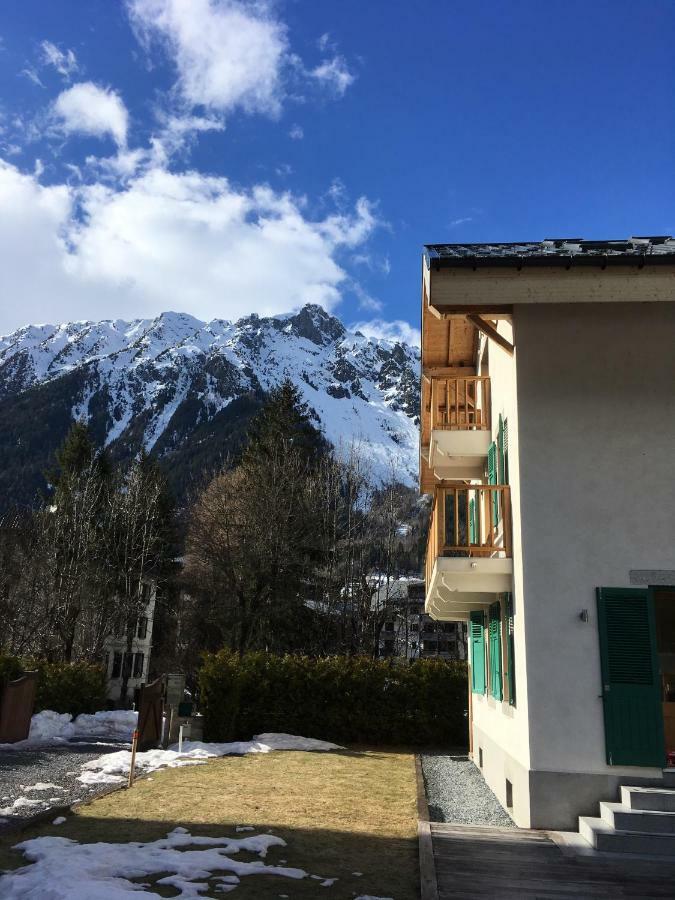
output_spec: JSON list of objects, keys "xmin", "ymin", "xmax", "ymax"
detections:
[
  {"xmin": 425, "ymin": 376, "xmax": 492, "ymax": 479},
  {"xmin": 425, "ymin": 483, "xmax": 513, "ymax": 621},
  {"xmin": 429, "ymin": 376, "xmax": 491, "ymax": 432}
]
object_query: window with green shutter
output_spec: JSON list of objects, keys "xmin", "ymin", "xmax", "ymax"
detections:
[
  {"xmin": 489, "ymin": 601, "xmax": 503, "ymax": 701},
  {"xmin": 505, "ymin": 593, "xmax": 516, "ymax": 706},
  {"xmin": 487, "ymin": 441, "xmax": 499, "ymax": 525},
  {"xmin": 470, "ymin": 610, "xmax": 486, "ymax": 694}
]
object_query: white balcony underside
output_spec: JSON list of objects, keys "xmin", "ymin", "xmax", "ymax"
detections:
[
  {"xmin": 425, "ymin": 556, "xmax": 514, "ymax": 621},
  {"xmin": 429, "ymin": 429, "xmax": 491, "ymax": 479}
]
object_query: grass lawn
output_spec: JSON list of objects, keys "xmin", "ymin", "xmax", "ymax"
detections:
[{"xmin": 0, "ymin": 747, "xmax": 419, "ymax": 899}]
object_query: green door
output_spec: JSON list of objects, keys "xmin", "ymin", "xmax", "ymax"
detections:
[{"xmin": 597, "ymin": 588, "xmax": 665, "ymax": 767}]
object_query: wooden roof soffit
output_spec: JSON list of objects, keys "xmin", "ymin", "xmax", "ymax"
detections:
[{"xmin": 466, "ymin": 314, "xmax": 514, "ymax": 357}]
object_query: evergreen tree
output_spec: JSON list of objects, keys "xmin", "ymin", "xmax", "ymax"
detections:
[{"xmin": 244, "ymin": 380, "xmax": 328, "ymax": 468}]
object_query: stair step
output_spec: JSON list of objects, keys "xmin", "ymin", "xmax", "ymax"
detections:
[
  {"xmin": 621, "ymin": 785, "xmax": 675, "ymax": 812},
  {"xmin": 663, "ymin": 769, "xmax": 675, "ymax": 788},
  {"xmin": 600, "ymin": 801, "xmax": 675, "ymax": 834},
  {"xmin": 579, "ymin": 816, "xmax": 675, "ymax": 855}
]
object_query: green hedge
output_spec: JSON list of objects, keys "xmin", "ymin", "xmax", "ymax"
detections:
[
  {"xmin": 30, "ymin": 661, "xmax": 107, "ymax": 717},
  {"xmin": 0, "ymin": 654, "xmax": 23, "ymax": 686},
  {"xmin": 199, "ymin": 651, "xmax": 468, "ymax": 747},
  {"xmin": 0, "ymin": 656, "xmax": 107, "ymax": 718}
]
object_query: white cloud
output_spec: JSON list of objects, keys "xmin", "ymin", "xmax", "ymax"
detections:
[
  {"xmin": 317, "ymin": 33, "xmax": 332, "ymax": 53},
  {"xmin": 449, "ymin": 216, "xmax": 473, "ymax": 227},
  {"xmin": 288, "ymin": 123, "xmax": 304, "ymax": 140},
  {"xmin": 53, "ymin": 83, "xmax": 129, "ymax": 147},
  {"xmin": 0, "ymin": 157, "xmax": 378, "ymax": 333},
  {"xmin": 128, "ymin": 0, "xmax": 288, "ymax": 118},
  {"xmin": 350, "ymin": 318, "xmax": 421, "ymax": 348},
  {"xmin": 311, "ymin": 56, "xmax": 355, "ymax": 96},
  {"xmin": 41, "ymin": 41, "xmax": 78, "ymax": 78},
  {"xmin": 21, "ymin": 67, "xmax": 44, "ymax": 88}
]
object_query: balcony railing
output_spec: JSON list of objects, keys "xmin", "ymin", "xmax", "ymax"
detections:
[
  {"xmin": 429, "ymin": 376, "xmax": 491, "ymax": 431},
  {"xmin": 425, "ymin": 483, "xmax": 512, "ymax": 587}
]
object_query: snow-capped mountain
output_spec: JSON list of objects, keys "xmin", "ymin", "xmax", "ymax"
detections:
[{"xmin": 0, "ymin": 304, "xmax": 420, "ymax": 508}]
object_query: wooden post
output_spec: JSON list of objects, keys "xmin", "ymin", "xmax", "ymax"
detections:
[{"xmin": 128, "ymin": 729, "xmax": 139, "ymax": 788}]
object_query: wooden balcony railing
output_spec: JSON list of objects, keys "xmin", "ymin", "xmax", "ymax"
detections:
[
  {"xmin": 429, "ymin": 376, "xmax": 491, "ymax": 431},
  {"xmin": 425, "ymin": 483, "xmax": 512, "ymax": 589}
]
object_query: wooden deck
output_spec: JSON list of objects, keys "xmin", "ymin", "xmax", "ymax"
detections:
[{"xmin": 431, "ymin": 822, "xmax": 675, "ymax": 899}]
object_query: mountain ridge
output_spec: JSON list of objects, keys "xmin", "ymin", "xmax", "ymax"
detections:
[{"xmin": 0, "ymin": 304, "xmax": 420, "ymax": 509}]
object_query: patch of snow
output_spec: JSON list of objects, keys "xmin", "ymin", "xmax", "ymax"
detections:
[
  {"xmin": 0, "ymin": 798, "xmax": 44, "ymax": 816},
  {"xmin": 0, "ymin": 827, "xmax": 307, "ymax": 899},
  {"xmin": 0, "ymin": 709, "xmax": 137, "ymax": 751},
  {"xmin": 72, "ymin": 710, "xmax": 137, "ymax": 742},
  {"xmin": 78, "ymin": 733, "xmax": 343, "ymax": 784},
  {"xmin": 21, "ymin": 782, "xmax": 63, "ymax": 792},
  {"xmin": 27, "ymin": 710, "xmax": 74, "ymax": 743}
]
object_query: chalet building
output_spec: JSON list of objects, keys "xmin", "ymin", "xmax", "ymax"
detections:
[
  {"xmin": 374, "ymin": 577, "xmax": 467, "ymax": 661},
  {"xmin": 103, "ymin": 581, "xmax": 156, "ymax": 703},
  {"xmin": 420, "ymin": 237, "xmax": 675, "ymax": 838}
]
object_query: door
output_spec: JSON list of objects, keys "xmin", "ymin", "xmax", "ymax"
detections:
[{"xmin": 597, "ymin": 588, "xmax": 665, "ymax": 767}]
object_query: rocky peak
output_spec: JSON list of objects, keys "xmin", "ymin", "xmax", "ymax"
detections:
[{"xmin": 285, "ymin": 304, "xmax": 346, "ymax": 346}]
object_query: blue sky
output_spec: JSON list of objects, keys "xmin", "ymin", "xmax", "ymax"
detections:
[{"xmin": 0, "ymin": 0, "xmax": 673, "ymax": 342}]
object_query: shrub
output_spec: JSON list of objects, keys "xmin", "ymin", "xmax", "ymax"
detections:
[
  {"xmin": 29, "ymin": 661, "xmax": 107, "ymax": 718},
  {"xmin": 0, "ymin": 654, "xmax": 23, "ymax": 686},
  {"xmin": 199, "ymin": 650, "xmax": 468, "ymax": 747}
]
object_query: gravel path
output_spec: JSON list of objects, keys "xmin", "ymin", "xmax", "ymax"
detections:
[
  {"xmin": 421, "ymin": 753, "xmax": 515, "ymax": 827},
  {"xmin": 0, "ymin": 742, "xmax": 126, "ymax": 830}
]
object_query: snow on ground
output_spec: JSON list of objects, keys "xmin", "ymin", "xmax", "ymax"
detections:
[
  {"xmin": 0, "ymin": 826, "xmax": 308, "ymax": 899},
  {"xmin": 0, "ymin": 709, "xmax": 137, "ymax": 750},
  {"xmin": 79, "ymin": 734, "xmax": 343, "ymax": 786}
]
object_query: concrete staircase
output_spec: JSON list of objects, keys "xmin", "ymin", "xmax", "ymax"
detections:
[{"xmin": 579, "ymin": 770, "xmax": 675, "ymax": 855}]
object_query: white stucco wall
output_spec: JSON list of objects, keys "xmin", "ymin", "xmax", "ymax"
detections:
[
  {"xmin": 471, "ymin": 320, "xmax": 532, "ymax": 785},
  {"xmin": 514, "ymin": 301, "xmax": 675, "ymax": 776}
]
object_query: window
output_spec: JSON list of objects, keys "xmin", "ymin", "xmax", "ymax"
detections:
[
  {"xmin": 423, "ymin": 640, "xmax": 438, "ymax": 651},
  {"xmin": 470, "ymin": 611, "xmax": 486, "ymax": 694},
  {"xmin": 506, "ymin": 593, "xmax": 516, "ymax": 706},
  {"xmin": 383, "ymin": 640, "xmax": 395, "ymax": 656},
  {"xmin": 111, "ymin": 652, "xmax": 122, "ymax": 679},
  {"xmin": 438, "ymin": 641, "xmax": 449, "ymax": 653},
  {"xmin": 489, "ymin": 601, "xmax": 503, "ymax": 701},
  {"xmin": 137, "ymin": 616, "xmax": 148, "ymax": 639},
  {"xmin": 122, "ymin": 653, "xmax": 132, "ymax": 680},
  {"xmin": 442, "ymin": 622, "xmax": 455, "ymax": 633},
  {"xmin": 133, "ymin": 652, "xmax": 144, "ymax": 679}
]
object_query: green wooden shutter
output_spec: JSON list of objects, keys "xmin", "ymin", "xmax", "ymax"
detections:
[
  {"xmin": 505, "ymin": 593, "xmax": 516, "ymax": 706},
  {"xmin": 597, "ymin": 588, "xmax": 665, "ymax": 766},
  {"xmin": 470, "ymin": 611, "xmax": 486, "ymax": 694},
  {"xmin": 468, "ymin": 497, "xmax": 476, "ymax": 544},
  {"xmin": 487, "ymin": 441, "xmax": 499, "ymax": 525},
  {"xmin": 498, "ymin": 415, "xmax": 505, "ymax": 482},
  {"xmin": 489, "ymin": 601, "xmax": 503, "ymax": 701}
]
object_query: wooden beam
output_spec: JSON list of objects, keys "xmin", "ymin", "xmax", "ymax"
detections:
[
  {"xmin": 434, "ymin": 305, "xmax": 513, "ymax": 319},
  {"xmin": 422, "ymin": 365, "xmax": 477, "ymax": 378},
  {"xmin": 467, "ymin": 314, "xmax": 514, "ymax": 356}
]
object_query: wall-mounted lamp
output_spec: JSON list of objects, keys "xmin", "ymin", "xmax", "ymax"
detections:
[{"xmin": 579, "ymin": 609, "xmax": 589, "ymax": 623}]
